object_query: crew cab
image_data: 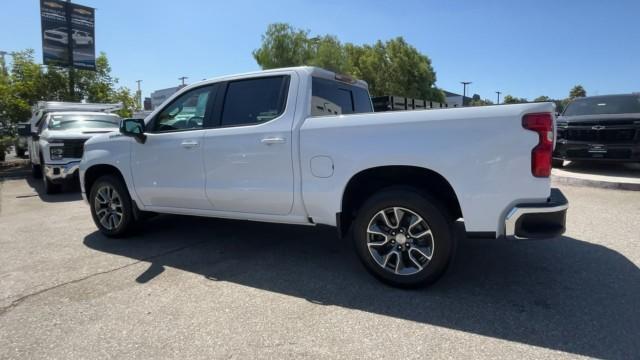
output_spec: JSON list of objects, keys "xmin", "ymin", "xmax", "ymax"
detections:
[
  {"xmin": 26, "ymin": 102, "xmax": 122, "ymax": 193},
  {"xmin": 554, "ymin": 94, "xmax": 640, "ymax": 166},
  {"xmin": 80, "ymin": 67, "xmax": 568, "ymax": 287}
]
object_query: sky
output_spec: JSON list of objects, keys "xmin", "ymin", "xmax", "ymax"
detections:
[{"xmin": 1, "ymin": 0, "xmax": 639, "ymax": 101}]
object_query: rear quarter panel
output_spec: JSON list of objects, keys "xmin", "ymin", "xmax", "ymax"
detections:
[{"xmin": 299, "ymin": 102, "xmax": 555, "ymax": 235}]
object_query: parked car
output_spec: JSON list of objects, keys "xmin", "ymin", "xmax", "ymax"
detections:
[
  {"xmin": 79, "ymin": 66, "xmax": 568, "ymax": 288},
  {"xmin": 554, "ymin": 94, "xmax": 640, "ymax": 166},
  {"xmin": 27, "ymin": 101, "xmax": 122, "ymax": 194}
]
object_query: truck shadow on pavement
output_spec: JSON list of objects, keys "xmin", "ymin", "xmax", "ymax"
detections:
[{"xmin": 83, "ymin": 215, "xmax": 640, "ymax": 359}]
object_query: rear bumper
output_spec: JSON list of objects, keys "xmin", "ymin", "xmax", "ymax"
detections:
[
  {"xmin": 504, "ymin": 188, "xmax": 568, "ymax": 239},
  {"xmin": 44, "ymin": 161, "xmax": 80, "ymax": 184}
]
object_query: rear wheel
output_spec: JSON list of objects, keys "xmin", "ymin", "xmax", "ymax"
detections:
[
  {"xmin": 352, "ymin": 188, "xmax": 455, "ymax": 288},
  {"xmin": 89, "ymin": 175, "xmax": 136, "ymax": 237}
]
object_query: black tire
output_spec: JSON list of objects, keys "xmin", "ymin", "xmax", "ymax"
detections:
[
  {"xmin": 31, "ymin": 162, "xmax": 42, "ymax": 178},
  {"xmin": 552, "ymin": 159, "xmax": 564, "ymax": 168},
  {"xmin": 89, "ymin": 175, "xmax": 136, "ymax": 237},
  {"xmin": 42, "ymin": 175, "xmax": 61, "ymax": 194},
  {"xmin": 352, "ymin": 188, "xmax": 455, "ymax": 288}
]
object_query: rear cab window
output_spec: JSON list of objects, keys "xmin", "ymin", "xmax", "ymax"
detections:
[{"xmin": 311, "ymin": 77, "xmax": 372, "ymax": 117}]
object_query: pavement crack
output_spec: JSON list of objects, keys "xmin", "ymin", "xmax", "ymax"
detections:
[{"xmin": 0, "ymin": 239, "xmax": 208, "ymax": 317}]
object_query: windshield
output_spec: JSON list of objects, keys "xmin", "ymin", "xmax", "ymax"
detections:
[
  {"xmin": 563, "ymin": 95, "xmax": 640, "ymax": 116},
  {"xmin": 47, "ymin": 114, "xmax": 121, "ymax": 130}
]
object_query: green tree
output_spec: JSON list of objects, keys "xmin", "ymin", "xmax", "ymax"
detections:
[
  {"xmin": 252, "ymin": 23, "xmax": 312, "ymax": 69},
  {"xmin": 253, "ymin": 23, "xmax": 444, "ymax": 103},
  {"xmin": 503, "ymin": 95, "xmax": 528, "ymax": 104},
  {"xmin": 0, "ymin": 49, "xmax": 137, "ymax": 123},
  {"xmin": 532, "ymin": 95, "xmax": 565, "ymax": 113},
  {"xmin": 569, "ymin": 85, "xmax": 586, "ymax": 99},
  {"xmin": 308, "ymin": 35, "xmax": 347, "ymax": 73},
  {"xmin": 111, "ymin": 87, "xmax": 137, "ymax": 118},
  {"xmin": 469, "ymin": 94, "xmax": 494, "ymax": 106},
  {"xmin": 534, "ymin": 95, "xmax": 551, "ymax": 102},
  {"xmin": 379, "ymin": 37, "xmax": 443, "ymax": 102},
  {"xmin": 76, "ymin": 53, "xmax": 118, "ymax": 103}
]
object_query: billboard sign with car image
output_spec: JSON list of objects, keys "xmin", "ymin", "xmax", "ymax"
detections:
[{"xmin": 40, "ymin": 0, "xmax": 96, "ymax": 70}]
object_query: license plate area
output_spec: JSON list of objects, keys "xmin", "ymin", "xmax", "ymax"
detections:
[{"xmin": 588, "ymin": 144, "xmax": 607, "ymax": 157}]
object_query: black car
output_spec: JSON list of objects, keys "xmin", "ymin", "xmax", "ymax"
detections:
[{"xmin": 553, "ymin": 94, "xmax": 640, "ymax": 166}]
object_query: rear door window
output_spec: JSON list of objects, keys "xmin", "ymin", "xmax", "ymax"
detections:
[{"xmin": 220, "ymin": 76, "xmax": 290, "ymax": 127}]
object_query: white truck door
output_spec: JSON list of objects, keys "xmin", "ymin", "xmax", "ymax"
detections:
[
  {"xmin": 202, "ymin": 74, "xmax": 297, "ymax": 215},
  {"xmin": 131, "ymin": 85, "xmax": 214, "ymax": 210}
]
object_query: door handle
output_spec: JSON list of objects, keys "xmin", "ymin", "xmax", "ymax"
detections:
[
  {"xmin": 261, "ymin": 137, "xmax": 286, "ymax": 145},
  {"xmin": 181, "ymin": 140, "xmax": 199, "ymax": 148}
]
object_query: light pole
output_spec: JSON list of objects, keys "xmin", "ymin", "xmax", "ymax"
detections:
[
  {"xmin": 178, "ymin": 76, "xmax": 188, "ymax": 86},
  {"xmin": 460, "ymin": 81, "xmax": 471, "ymax": 107},
  {"xmin": 135, "ymin": 80, "xmax": 142, "ymax": 110},
  {"xmin": 495, "ymin": 91, "xmax": 502, "ymax": 105}
]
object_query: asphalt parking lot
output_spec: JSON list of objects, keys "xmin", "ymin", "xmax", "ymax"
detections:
[{"xmin": 1, "ymin": 172, "xmax": 639, "ymax": 359}]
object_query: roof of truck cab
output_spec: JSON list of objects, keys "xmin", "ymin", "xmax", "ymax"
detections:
[{"xmin": 190, "ymin": 66, "xmax": 369, "ymax": 90}]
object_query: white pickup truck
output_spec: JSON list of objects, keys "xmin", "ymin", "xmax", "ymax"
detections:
[
  {"xmin": 80, "ymin": 67, "xmax": 568, "ymax": 287},
  {"xmin": 26, "ymin": 102, "xmax": 122, "ymax": 193}
]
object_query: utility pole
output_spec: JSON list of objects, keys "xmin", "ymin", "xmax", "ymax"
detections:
[
  {"xmin": 65, "ymin": 0, "xmax": 75, "ymax": 99},
  {"xmin": 178, "ymin": 76, "xmax": 188, "ymax": 86},
  {"xmin": 495, "ymin": 91, "xmax": 502, "ymax": 105},
  {"xmin": 135, "ymin": 80, "xmax": 142, "ymax": 110},
  {"xmin": 460, "ymin": 81, "xmax": 471, "ymax": 107}
]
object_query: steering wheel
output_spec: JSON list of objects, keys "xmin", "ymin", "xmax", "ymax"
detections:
[{"xmin": 187, "ymin": 116, "xmax": 204, "ymax": 128}]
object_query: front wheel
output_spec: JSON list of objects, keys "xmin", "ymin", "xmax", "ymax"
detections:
[
  {"xmin": 89, "ymin": 175, "xmax": 136, "ymax": 237},
  {"xmin": 42, "ymin": 175, "xmax": 61, "ymax": 194},
  {"xmin": 32, "ymin": 163, "xmax": 42, "ymax": 178},
  {"xmin": 352, "ymin": 188, "xmax": 455, "ymax": 288}
]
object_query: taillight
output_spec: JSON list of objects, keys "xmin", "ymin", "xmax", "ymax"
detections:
[{"xmin": 522, "ymin": 113, "xmax": 553, "ymax": 177}]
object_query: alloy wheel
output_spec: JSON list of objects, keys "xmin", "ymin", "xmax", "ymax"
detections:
[
  {"xmin": 93, "ymin": 185, "xmax": 124, "ymax": 230},
  {"xmin": 366, "ymin": 207, "xmax": 434, "ymax": 276}
]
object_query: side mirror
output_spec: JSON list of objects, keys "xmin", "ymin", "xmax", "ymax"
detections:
[
  {"xmin": 120, "ymin": 118, "xmax": 147, "ymax": 144},
  {"xmin": 17, "ymin": 124, "xmax": 31, "ymax": 137}
]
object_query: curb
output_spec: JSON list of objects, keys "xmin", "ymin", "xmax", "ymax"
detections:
[{"xmin": 552, "ymin": 174, "xmax": 640, "ymax": 191}]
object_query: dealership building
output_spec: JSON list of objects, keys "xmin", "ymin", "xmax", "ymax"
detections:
[{"xmin": 150, "ymin": 85, "xmax": 185, "ymax": 110}]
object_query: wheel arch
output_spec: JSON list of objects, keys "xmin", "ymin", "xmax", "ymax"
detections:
[
  {"xmin": 83, "ymin": 164, "xmax": 128, "ymax": 199},
  {"xmin": 338, "ymin": 165, "xmax": 462, "ymax": 238}
]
